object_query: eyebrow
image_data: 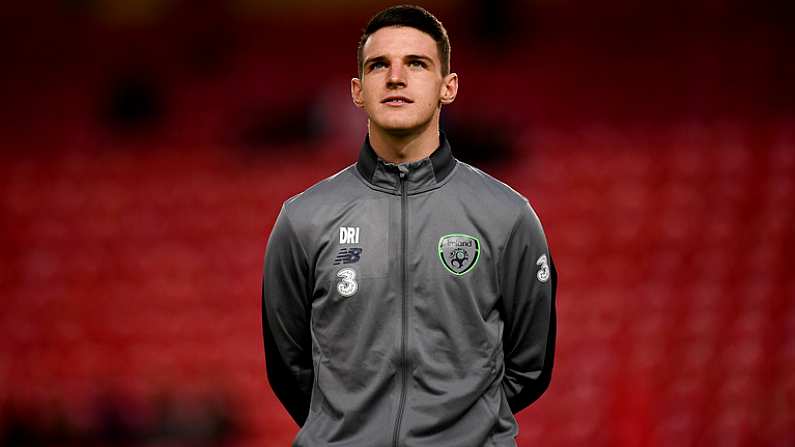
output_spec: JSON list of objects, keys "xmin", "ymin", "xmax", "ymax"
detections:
[
  {"xmin": 405, "ymin": 54, "xmax": 434, "ymax": 64},
  {"xmin": 363, "ymin": 54, "xmax": 435, "ymax": 67},
  {"xmin": 363, "ymin": 55, "xmax": 388, "ymax": 67}
]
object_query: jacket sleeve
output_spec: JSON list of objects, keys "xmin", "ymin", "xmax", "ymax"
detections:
[
  {"xmin": 498, "ymin": 201, "xmax": 557, "ymax": 414},
  {"xmin": 261, "ymin": 204, "xmax": 314, "ymax": 426}
]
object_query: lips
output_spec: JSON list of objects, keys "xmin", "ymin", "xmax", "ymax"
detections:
[{"xmin": 381, "ymin": 95, "xmax": 413, "ymax": 105}]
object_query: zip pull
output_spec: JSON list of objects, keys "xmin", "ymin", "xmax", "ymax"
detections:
[{"xmin": 397, "ymin": 164, "xmax": 409, "ymax": 180}]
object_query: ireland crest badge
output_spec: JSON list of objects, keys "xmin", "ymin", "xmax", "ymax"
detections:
[{"xmin": 438, "ymin": 233, "xmax": 480, "ymax": 276}]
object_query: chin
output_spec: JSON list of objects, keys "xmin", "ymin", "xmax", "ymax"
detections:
[
  {"xmin": 372, "ymin": 116, "xmax": 431, "ymax": 135},
  {"xmin": 382, "ymin": 122, "xmax": 418, "ymax": 132}
]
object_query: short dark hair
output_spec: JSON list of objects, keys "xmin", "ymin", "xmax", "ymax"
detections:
[{"xmin": 357, "ymin": 5, "xmax": 451, "ymax": 77}]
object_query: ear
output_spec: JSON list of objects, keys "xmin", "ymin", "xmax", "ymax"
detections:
[
  {"xmin": 351, "ymin": 77, "xmax": 365, "ymax": 109},
  {"xmin": 439, "ymin": 72, "xmax": 458, "ymax": 105}
]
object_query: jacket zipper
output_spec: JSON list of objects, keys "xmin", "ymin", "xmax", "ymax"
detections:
[{"xmin": 392, "ymin": 167, "xmax": 409, "ymax": 447}]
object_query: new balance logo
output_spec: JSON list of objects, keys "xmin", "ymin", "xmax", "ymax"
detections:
[
  {"xmin": 339, "ymin": 226, "xmax": 360, "ymax": 244},
  {"xmin": 334, "ymin": 247, "xmax": 363, "ymax": 265}
]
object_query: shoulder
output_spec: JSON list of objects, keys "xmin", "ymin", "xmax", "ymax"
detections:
[
  {"xmin": 450, "ymin": 161, "xmax": 550, "ymax": 261},
  {"xmin": 282, "ymin": 164, "xmax": 358, "ymax": 217},
  {"xmin": 452, "ymin": 161, "xmax": 539, "ymax": 221},
  {"xmin": 275, "ymin": 164, "xmax": 364, "ymax": 249},
  {"xmin": 452, "ymin": 161, "xmax": 548, "ymax": 246}
]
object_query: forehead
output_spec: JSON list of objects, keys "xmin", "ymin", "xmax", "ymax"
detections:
[{"xmin": 362, "ymin": 26, "xmax": 439, "ymax": 62}]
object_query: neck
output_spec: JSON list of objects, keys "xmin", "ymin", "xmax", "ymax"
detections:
[{"xmin": 367, "ymin": 118, "xmax": 440, "ymax": 164}]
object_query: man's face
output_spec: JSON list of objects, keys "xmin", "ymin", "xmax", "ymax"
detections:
[{"xmin": 351, "ymin": 26, "xmax": 457, "ymax": 135}]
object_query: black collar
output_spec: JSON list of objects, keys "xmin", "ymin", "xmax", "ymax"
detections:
[{"xmin": 355, "ymin": 132, "xmax": 456, "ymax": 193}]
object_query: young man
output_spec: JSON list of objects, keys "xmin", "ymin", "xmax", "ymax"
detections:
[{"xmin": 262, "ymin": 5, "xmax": 556, "ymax": 446}]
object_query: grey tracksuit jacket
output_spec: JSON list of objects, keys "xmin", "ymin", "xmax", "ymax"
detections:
[{"xmin": 262, "ymin": 134, "xmax": 557, "ymax": 447}]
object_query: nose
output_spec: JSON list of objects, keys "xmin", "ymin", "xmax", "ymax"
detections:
[{"xmin": 386, "ymin": 62, "xmax": 406, "ymax": 88}]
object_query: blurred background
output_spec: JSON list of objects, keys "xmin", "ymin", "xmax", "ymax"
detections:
[{"xmin": 1, "ymin": 0, "xmax": 794, "ymax": 446}]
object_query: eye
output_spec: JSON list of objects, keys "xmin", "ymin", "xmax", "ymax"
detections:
[
  {"xmin": 408, "ymin": 60, "xmax": 427, "ymax": 69},
  {"xmin": 369, "ymin": 61, "xmax": 387, "ymax": 71}
]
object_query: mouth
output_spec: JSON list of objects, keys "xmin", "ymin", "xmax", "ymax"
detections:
[{"xmin": 381, "ymin": 96, "xmax": 413, "ymax": 106}]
